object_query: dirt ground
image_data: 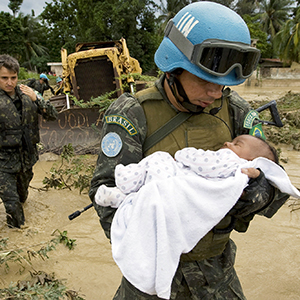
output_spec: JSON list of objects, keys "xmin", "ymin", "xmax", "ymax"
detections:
[{"xmin": 1, "ymin": 82, "xmax": 300, "ymax": 299}]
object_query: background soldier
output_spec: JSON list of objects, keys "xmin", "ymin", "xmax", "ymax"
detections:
[
  {"xmin": 0, "ymin": 54, "xmax": 58, "ymax": 228},
  {"xmin": 54, "ymin": 76, "xmax": 64, "ymax": 95},
  {"xmin": 27, "ymin": 73, "xmax": 55, "ymax": 96}
]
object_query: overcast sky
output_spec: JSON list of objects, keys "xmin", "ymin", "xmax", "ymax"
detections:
[{"xmin": 0, "ymin": 0, "xmax": 51, "ymax": 16}]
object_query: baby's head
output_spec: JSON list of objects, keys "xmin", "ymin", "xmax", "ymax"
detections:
[{"xmin": 221, "ymin": 135, "xmax": 278, "ymax": 163}]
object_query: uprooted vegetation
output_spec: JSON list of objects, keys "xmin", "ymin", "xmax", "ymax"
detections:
[
  {"xmin": 250, "ymin": 91, "xmax": 300, "ymax": 151},
  {"xmin": 0, "ymin": 230, "xmax": 83, "ymax": 299}
]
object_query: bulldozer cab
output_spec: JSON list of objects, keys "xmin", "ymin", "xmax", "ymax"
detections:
[{"xmin": 60, "ymin": 37, "xmax": 142, "ymax": 104}]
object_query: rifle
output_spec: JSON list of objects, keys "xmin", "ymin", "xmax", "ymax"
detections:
[{"xmin": 68, "ymin": 203, "xmax": 93, "ymax": 220}]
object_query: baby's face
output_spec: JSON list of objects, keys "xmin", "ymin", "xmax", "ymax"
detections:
[{"xmin": 221, "ymin": 135, "xmax": 257, "ymax": 160}]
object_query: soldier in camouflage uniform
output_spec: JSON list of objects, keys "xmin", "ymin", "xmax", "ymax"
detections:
[
  {"xmin": 27, "ymin": 73, "xmax": 55, "ymax": 96},
  {"xmin": 0, "ymin": 54, "xmax": 58, "ymax": 228},
  {"xmin": 89, "ymin": 2, "xmax": 289, "ymax": 299}
]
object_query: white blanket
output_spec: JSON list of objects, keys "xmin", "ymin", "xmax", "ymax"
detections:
[{"xmin": 111, "ymin": 157, "xmax": 300, "ymax": 299}]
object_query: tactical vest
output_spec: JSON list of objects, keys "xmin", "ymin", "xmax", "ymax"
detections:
[
  {"xmin": 136, "ymin": 85, "xmax": 236, "ymax": 261},
  {"xmin": 0, "ymin": 89, "xmax": 40, "ymax": 149}
]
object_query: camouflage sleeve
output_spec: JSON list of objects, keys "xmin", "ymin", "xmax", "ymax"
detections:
[
  {"xmin": 35, "ymin": 96, "xmax": 58, "ymax": 121},
  {"xmin": 229, "ymin": 90, "xmax": 289, "ymax": 226},
  {"xmin": 27, "ymin": 78, "xmax": 35, "ymax": 88},
  {"xmin": 45, "ymin": 82, "xmax": 55, "ymax": 94},
  {"xmin": 228, "ymin": 90, "xmax": 252, "ymax": 137},
  {"xmin": 89, "ymin": 92, "xmax": 147, "ymax": 239}
]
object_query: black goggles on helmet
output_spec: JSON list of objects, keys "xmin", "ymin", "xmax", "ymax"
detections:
[{"xmin": 165, "ymin": 20, "xmax": 261, "ymax": 79}]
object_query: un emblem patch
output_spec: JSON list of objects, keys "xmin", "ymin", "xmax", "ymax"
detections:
[{"xmin": 101, "ymin": 132, "xmax": 123, "ymax": 157}]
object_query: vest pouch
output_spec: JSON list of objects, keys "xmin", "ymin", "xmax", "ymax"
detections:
[
  {"xmin": 22, "ymin": 126, "xmax": 37, "ymax": 154},
  {"xmin": 0, "ymin": 128, "xmax": 22, "ymax": 148},
  {"xmin": 28, "ymin": 127, "xmax": 40, "ymax": 144},
  {"xmin": 186, "ymin": 125, "xmax": 232, "ymax": 151}
]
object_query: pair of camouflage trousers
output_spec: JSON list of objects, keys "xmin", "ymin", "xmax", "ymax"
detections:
[
  {"xmin": 113, "ymin": 240, "xmax": 246, "ymax": 300},
  {"xmin": 0, "ymin": 168, "xmax": 33, "ymax": 228}
]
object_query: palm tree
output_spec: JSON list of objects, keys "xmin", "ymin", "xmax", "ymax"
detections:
[
  {"xmin": 156, "ymin": 0, "xmax": 191, "ymax": 35},
  {"xmin": 234, "ymin": 0, "xmax": 261, "ymax": 16},
  {"xmin": 8, "ymin": 0, "xmax": 23, "ymax": 18},
  {"xmin": 258, "ymin": 0, "xmax": 294, "ymax": 41},
  {"xmin": 213, "ymin": 0, "xmax": 235, "ymax": 10},
  {"xmin": 18, "ymin": 13, "xmax": 49, "ymax": 70},
  {"xmin": 273, "ymin": 6, "xmax": 300, "ymax": 63}
]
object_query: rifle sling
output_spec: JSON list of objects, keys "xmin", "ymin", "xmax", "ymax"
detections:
[{"xmin": 143, "ymin": 112, "xmax": 193, "ymax": 153}]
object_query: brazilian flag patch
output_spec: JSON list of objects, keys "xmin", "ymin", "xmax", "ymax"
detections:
[
  {"xmin": 105, "ymin": 114, "xmax": 138, "ymax": 136},
  {"xmin": 249, "ymin": 123, "xmax": 266, "ymax": 140}
]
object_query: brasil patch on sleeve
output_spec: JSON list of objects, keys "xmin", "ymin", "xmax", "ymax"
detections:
[{"xmin": 105, "ymin": 114, "xmax": 138, "ymax": 136}]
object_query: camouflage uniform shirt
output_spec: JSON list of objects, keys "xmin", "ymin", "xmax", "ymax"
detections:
[{"xmin": 0, "ymin": 86, "xmax": 58, "ymax": 173}]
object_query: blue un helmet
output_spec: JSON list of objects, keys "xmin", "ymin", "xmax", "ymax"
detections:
[
  {"xmin": 154, "ymin": 1, "xmax": 260, "ymax": 86},
  {"xmin": 40, "ymin": 73, "xmax": 49, "ymax": 81},
  {"xmin": 56, "ymin": 77, "xmax": 62, "ymax": 83}
]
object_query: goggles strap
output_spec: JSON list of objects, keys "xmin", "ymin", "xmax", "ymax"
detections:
[{"xmin": 165, "ymin": 20, "xmax": 194, "ymax": 61}]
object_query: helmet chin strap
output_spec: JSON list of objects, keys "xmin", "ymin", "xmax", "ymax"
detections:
[
  {"xmin": 167, "ymin": 74, "xmax": 226, "ymax": 114},
  {"xmin": 167, "ymin": 73, "xmax": 205, "ymax": 113}
]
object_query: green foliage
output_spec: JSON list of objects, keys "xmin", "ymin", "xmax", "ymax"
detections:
[
  {"xmin": 0, "ymin": 231, "xmax": 80, "ymax": 299},
  {"xmin": 258, "ymin": 0, "xmax": 294, "ymax": 42},
  {"xmin": 69, "ymin": 73, "xmax": 157, "ymax": 112},
  {"xmin": 0, "ymin": 11, "xmax": 24, "ymax": 59},
  {"xmin": 41, "ymin": 0, "xmax": 159, "ymax": 73},
  {"xmin": 52, "ymin": 230, "xmax": 76, "ymax": 250},
  {"xmin": 2, "ymin": 0, "xmax": 300, "ymax": 72},
  {"xmin": 273, "ymin": 6, "xmax": 300, "ymax": 63},
  {"xmin": 211, "ymin": 0, "xmax": 235, "ymax": 9},
  {"xmin": 18, "ymin": 13, "xmax": 50, "ymax": 70},
  {"xmin": 71, "ymin": 90, "xmax": 117, "ymax": 113},
  {"xmin": 40, "ymin": 0, "xmax": 78, "ymax": 57},
  {"xmin": 122, "ymin": 72, "xmax": 158, "ymax": 83},
  {"xmin": 0, "ymin": 229, "xmax": 83, "ymax": 300},
  {"xmin": 43, "ymin": 144, "xmax": 95, "ymax": 194},
  {"xmin": 243, "ymin": 14, "xmax": 272, "ymax": 58},
  {"xmin": 156, "ymin": 0, "xmax": 191, "ymax": 35},
  {"xmin": 18, "ymin": 67, "xmax": 30, "ymax": 80},
  {"xmin": 233, "ymin": 0, "xmax": 260, "ymax": 16},
  {"xmin": 8, "ymin": 0, "xmax": 23, "ymax": 17},
  {"xmin": 0, "ymin": 276, "xmax": 67, "ymax": 300}
]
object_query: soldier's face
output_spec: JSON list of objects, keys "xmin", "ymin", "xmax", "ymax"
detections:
[
  {"xmin": 0, "ymin": 66, "xmax": 18, "ymax": 96},
  {"xmin": 177, "ymin": 70, "xmax": 224, "ymax": 108}
]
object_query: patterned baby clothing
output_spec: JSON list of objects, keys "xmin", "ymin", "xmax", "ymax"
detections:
[{"xmin": 95, "ymin": 148, "xmax": 246, "ymax": 207}]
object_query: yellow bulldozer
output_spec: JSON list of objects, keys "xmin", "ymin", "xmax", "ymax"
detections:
[{"xmin": 40, "ymin": 38, "xmax": 143, "ymax": 154}]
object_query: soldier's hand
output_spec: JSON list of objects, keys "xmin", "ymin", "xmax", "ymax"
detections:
[
  {"xmin": 229, "ymin": 169, "xmax": 274, "ymax": 218},
  {"xmin": 19, "ymin": 84, "xmax": 37, "ymax": 101}
]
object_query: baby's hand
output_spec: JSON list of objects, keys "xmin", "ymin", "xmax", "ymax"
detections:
[{"xmin": 241, "ymin": 168, "xmax": 260, "ymax": 179}]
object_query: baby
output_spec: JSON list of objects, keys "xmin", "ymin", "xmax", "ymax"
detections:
[{"xmin": 95, "ymin": 134, "xmax": 278, "ymax": 208}]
